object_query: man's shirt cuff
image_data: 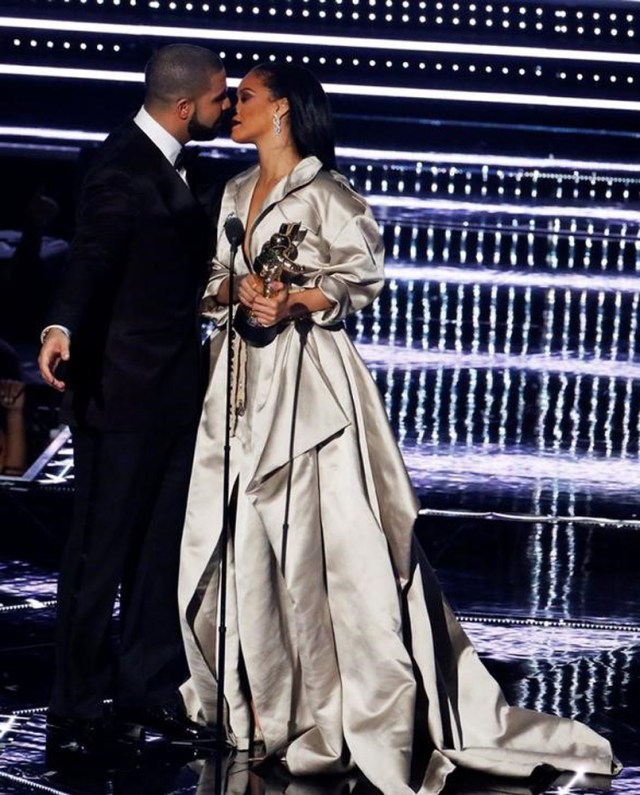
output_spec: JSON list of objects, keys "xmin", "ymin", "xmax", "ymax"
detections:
[{"xmin": 40, "ymin": 325, "xmax": 71, "ymax": 343}]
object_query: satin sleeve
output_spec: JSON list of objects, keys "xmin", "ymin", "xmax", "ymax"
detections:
[
  {"xmin": 200, "ymin": 253, "xmax": 232, "ymax": 325},
  {"xmin": 311, "ymin": 196, "xmax": 385, "ymax": 326},
  {"xmin": 200, "ymin": 204, "xmax": 248, "ymax": 325}
]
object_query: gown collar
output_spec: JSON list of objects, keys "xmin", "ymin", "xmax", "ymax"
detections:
[{"xmin": 230, "ymin": 155, "xmax": 324, "ymax": 214}]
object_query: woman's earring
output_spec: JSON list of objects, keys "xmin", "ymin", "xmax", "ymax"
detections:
[{"xmin": 273, "ymin": 113, "xmax": 282, "ymax": 136}]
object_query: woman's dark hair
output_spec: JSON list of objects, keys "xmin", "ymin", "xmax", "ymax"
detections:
[{"xmin": 252, "ymin": 62, "xmax": 337, "ymax": 171}]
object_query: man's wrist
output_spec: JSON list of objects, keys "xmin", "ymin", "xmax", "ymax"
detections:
[{"xmin": 40, "ymin": 325, "xmax": 71, "ymax": 344}]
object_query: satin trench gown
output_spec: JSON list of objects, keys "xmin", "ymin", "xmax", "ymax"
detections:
[{"xmin": 179, "ymin": 157, "xmax": 618, "ymax": 794}]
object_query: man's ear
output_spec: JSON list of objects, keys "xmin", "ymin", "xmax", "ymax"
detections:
[{"xmin": 176, "ymin": 98, "xmax": 192, "ymax": 120}]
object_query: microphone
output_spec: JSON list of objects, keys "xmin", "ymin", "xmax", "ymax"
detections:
[{"xmin": 224, "ymin": 214, "xmax": 245, "ymax": 253}]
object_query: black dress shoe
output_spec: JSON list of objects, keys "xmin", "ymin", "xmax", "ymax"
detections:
[
  {"xmin": 115, "ymin": 699, "xmax": 231, "ymax": 750},
  {"xmin": 45, "ymin": 712, "xmax": 114, "ymax": 767}
]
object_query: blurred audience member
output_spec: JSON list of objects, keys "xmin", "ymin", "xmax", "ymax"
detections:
[
  {"xmin": 0, "ymin": 339, "xmax": 27, "ymax": 476},
  {"xmin": 0, "ymin": 191, "xmax": 66, "ymax": 343}
]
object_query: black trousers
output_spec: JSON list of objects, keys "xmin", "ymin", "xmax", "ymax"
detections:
[{"xmin": 49, "ymin": 422, "xmax": 197, "ymax": 719}]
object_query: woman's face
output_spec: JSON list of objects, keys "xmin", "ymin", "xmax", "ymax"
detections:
[{"xmin": 231, "ymin": 70, "xmax": 282, "ymax": 145}]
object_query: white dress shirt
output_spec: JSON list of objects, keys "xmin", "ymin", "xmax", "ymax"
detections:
[{"xmin": 133, "ymin": 105, "xmax": 187, "ymax": 180}]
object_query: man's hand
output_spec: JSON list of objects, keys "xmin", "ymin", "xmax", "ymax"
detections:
[{"xmin": 38, "ymin": 329, "xmax": 70, "ymax": 391}]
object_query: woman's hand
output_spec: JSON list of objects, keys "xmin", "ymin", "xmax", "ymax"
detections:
[
  {"xmin": 250, "ymin": 281, "xmax": 290, "ymax": 327},
  {"xmin": 237, "ymin": 273, "xmax": 263, "ymax": 311}
]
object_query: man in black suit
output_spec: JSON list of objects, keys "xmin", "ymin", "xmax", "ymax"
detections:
[{"xmin": 37, "ymin": 43, "xmax": 231, "ymax": 761}]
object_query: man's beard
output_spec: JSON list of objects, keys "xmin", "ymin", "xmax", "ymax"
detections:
[{"xmin": 187, "ymin": 112, "xmax": 222, "ymax": 142}]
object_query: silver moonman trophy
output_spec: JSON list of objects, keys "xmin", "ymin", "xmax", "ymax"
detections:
[{"xmin": 233, "ymin": 222, "xmax": 307, "ymax": 347}]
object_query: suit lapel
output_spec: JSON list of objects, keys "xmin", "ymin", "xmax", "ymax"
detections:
[
  {"xmin": 125, "ymin": 121, "xmax": 201, "ymax": 212},
  {"xmin": 125, "ymin": 122, "xmax": 212, "ymax": 263},
  {"xmin": 157, "ymin": 155, "xmax": 202, "ymax": 214}
]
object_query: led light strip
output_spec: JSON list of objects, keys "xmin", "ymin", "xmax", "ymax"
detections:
[
  {"xmin": 0, "ymin": 142, "xmax": 81, "ymax": 157},
  {"xmin": 0, "ymin": 125, "xmax": 115, "ymax": 142},
  {"xmin": 369, "ymin": 195, "xmax": 640, "ymax": 221},
  {"xmin": 0, "ymin": 63, "xmax": 144, "ymax": 83},
  {"xmin": 3, "ymin": 125, "xmax": 640, "ymax": 174},
  {"xmin": 420, "ymin": 506, "xmax": 640, "ymax": 530},
  {"xmin": 457, "ymin": 614, "xmax": 640, "ymax": 633},
  {"xmin": 338, "ymin": 146, "xmax": 640, "ymax": 173},
  {"xmin": 359, "ymin": 345, "xmax": 640, "ymax": 380},
  {"xmin": 335, "ymin": 85, "xmax": 640, "ymax": 111},
  {"xmin": 1, "ymin": 63, "xmax": 640, "ymax": 112},
  {"xmin": 0, "ymin": 600, "xmax": 56, "ymax": 614},
  {"xmin": 0, "ymin": 772, "xmax": 69, "ymax": 795},
  {"xmin": 7, "ymin": 707, "xmax": 47, "ymax": 716},
  {"xmin": 0, "ymin": 16, "xmax": 638, "ymax": 65},
  {"xmin": 384, "ymin": 265, "xmax": 640, "ymax": 293}
]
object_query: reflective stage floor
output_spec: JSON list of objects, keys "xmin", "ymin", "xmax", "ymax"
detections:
[{"xmin": 0, "ymin": 504, "xmax": 638, "ymax": 794}]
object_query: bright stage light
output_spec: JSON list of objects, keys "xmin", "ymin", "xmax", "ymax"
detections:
[
  {"xmin": 0, "ymin": 63, "xmax": 143, "ymax": 82},
  {"xmin": 3, "ymin": 126, "xmax": 640, "ymax": 177},
  {"xmin": 555, "ymin": 770, "xmax": 587, "ymax": 794},
  {"xmin": 384, "ymin": 265, "xmax": 640, "ymax": 295},
  {"xmin": 1, "ymin": 63, "xmax": 640, "ymax": 112},
  {"xmin": 368, "ymin": 195, "xmax": 640, "ymax": 223},
  {"xmin": 1, "ymin": 15, "xmax": 640, "ymax": 65}
]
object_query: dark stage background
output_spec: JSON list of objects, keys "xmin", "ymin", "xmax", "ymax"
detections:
[{"xmin": 1, "ymin": 2, "xmax": 640, "ymax": 793}]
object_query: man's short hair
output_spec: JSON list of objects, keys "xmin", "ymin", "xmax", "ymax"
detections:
[{"xmin": 144, "ymin": 44, "xmax": 224, "ymax": 106}]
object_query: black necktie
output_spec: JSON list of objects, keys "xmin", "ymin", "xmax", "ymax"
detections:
[{"xmin": 174, "ymin": 147, "xmax": 188, "ymax": 172}]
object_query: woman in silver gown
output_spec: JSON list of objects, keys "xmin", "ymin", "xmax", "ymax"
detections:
[{"xmin": 178, "ymin": 63, "xmax": 619, "ymax": 794}]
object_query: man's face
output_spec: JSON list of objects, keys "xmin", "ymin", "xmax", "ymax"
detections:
[{"xmin": 187, "ymin": 70, "xmax": 231, "ymax": 141}]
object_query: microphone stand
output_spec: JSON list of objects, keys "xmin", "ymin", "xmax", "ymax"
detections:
[{"xmin": 216, "ymin": 219, "xmax": 243, "ymax": 754}]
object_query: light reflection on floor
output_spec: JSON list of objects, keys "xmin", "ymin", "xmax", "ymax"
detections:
[
  {"xmin": 464, "ymin": 623, "xmax": 640, "ymax": 663},
  {"xmin": 359, "ymin": 345, "xmax": 640, "ymax": 380},
  {"xmin": 0, "ymin": 720, "xmax": 634, "ymax": 795},
  {"xmin": 0, "ymin": 553, "xmax": 637, "ymax": 794},
  {"xmin": 402, "ymin": 443, "xmax": 640, "ymax": 503}
]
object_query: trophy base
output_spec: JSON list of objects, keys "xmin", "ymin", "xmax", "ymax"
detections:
[{"xmin": 233, "ymin": 309, "xmax": 281, "ymax": 347}]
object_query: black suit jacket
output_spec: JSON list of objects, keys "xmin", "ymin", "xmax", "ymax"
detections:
[{"xmin": 49, "ymin": 120, "xmax": 217, "ymax": 431}]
